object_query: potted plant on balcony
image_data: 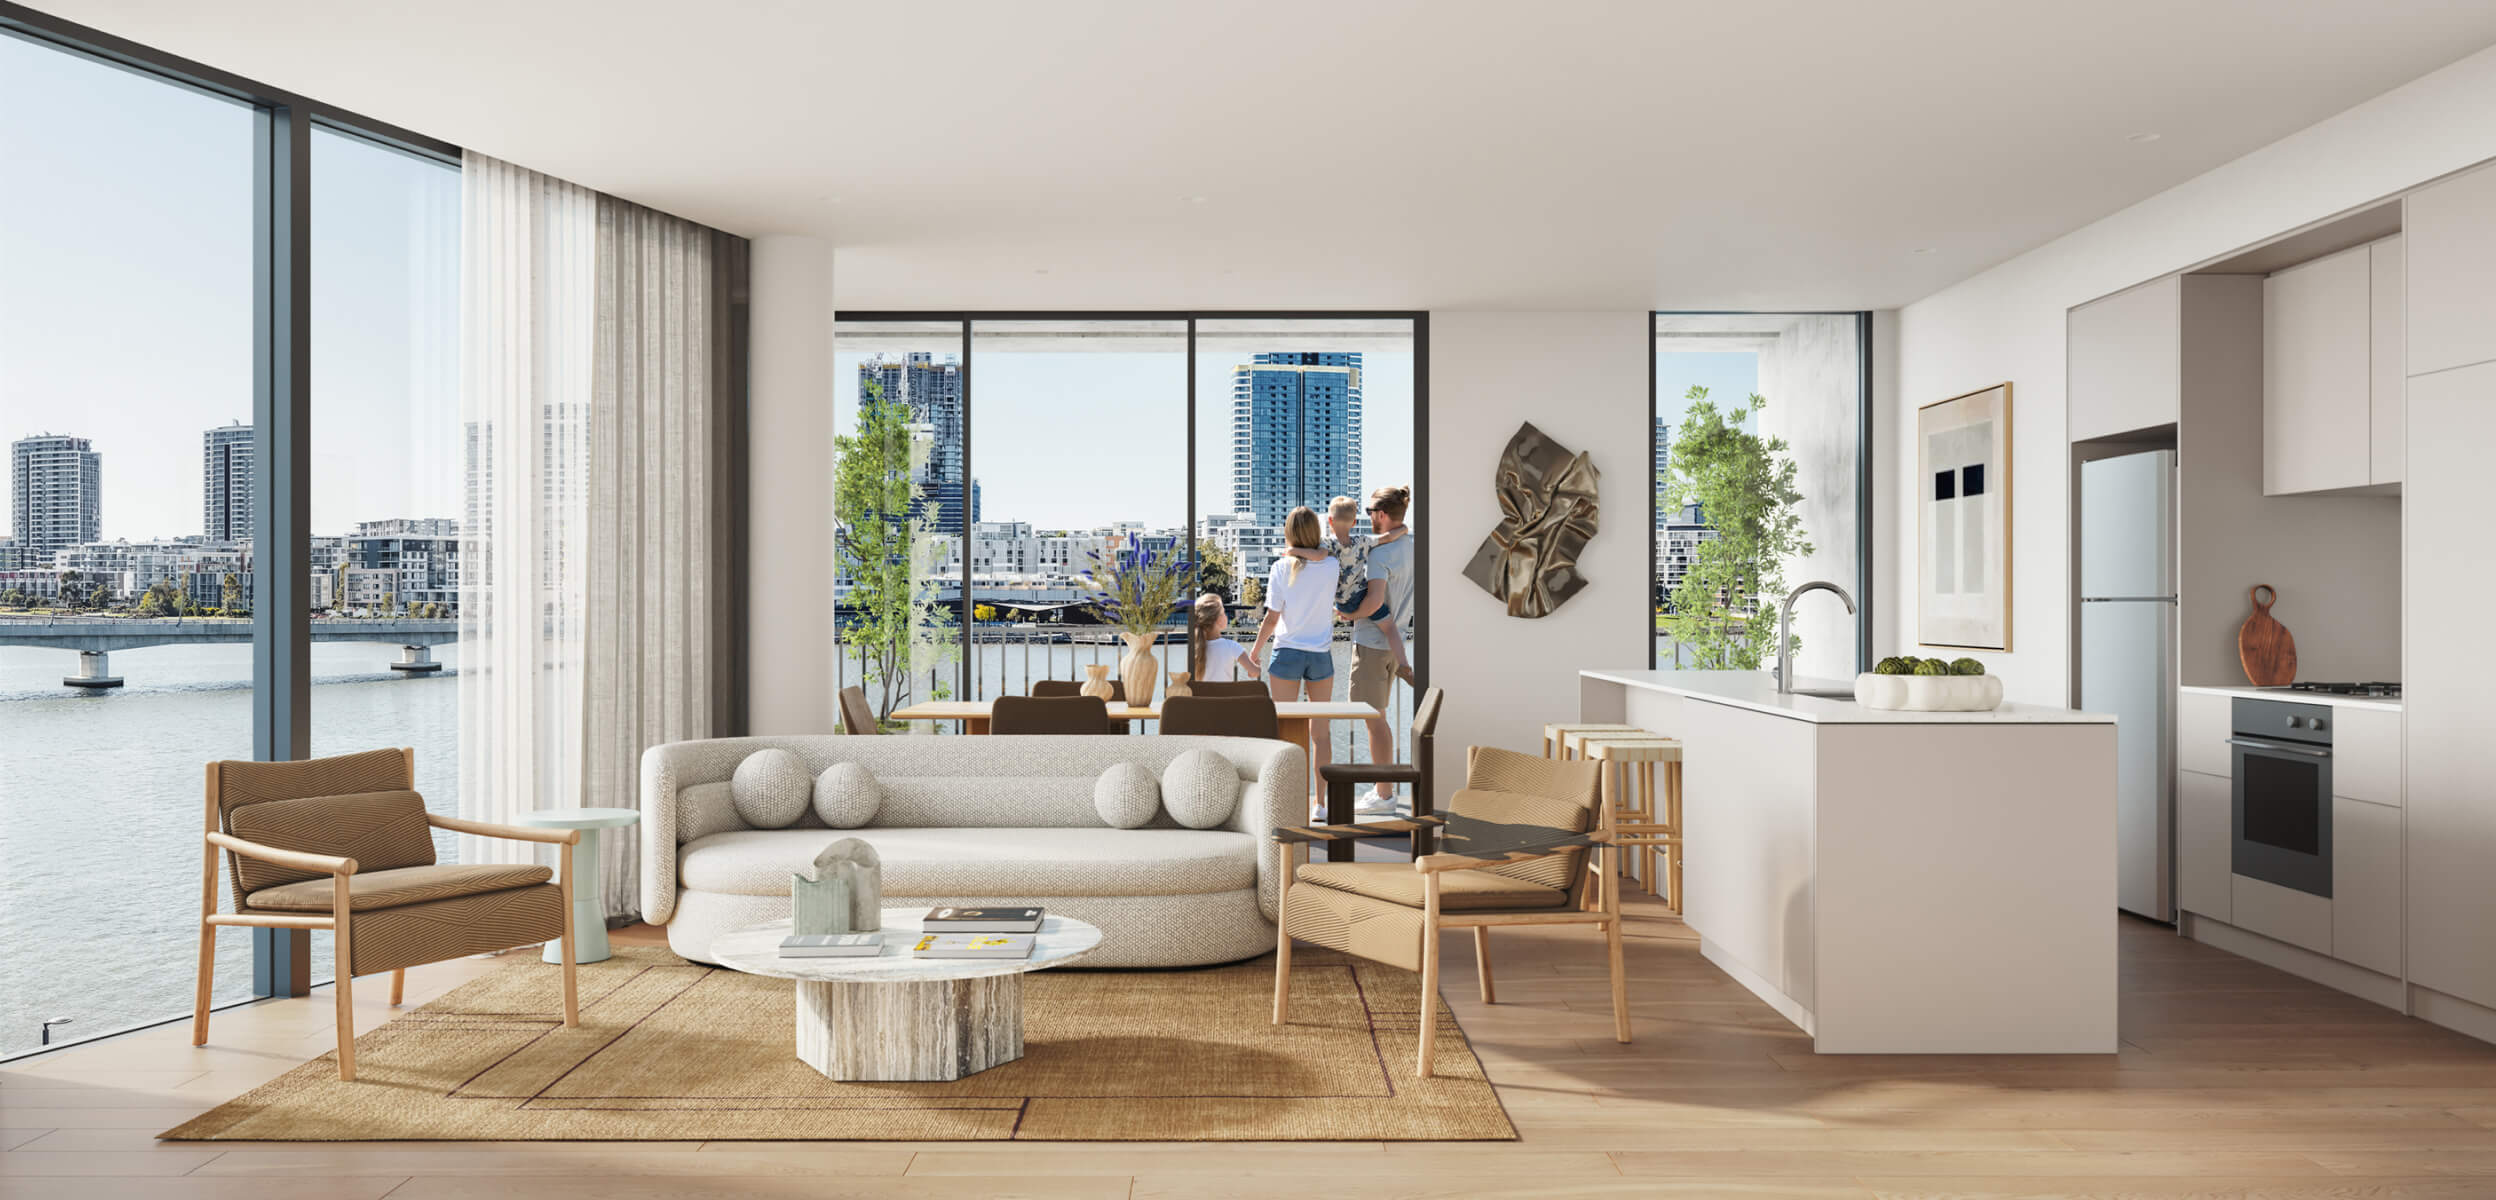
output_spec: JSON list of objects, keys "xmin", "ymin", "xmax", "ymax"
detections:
[{"xmin": 1080, "ymin": 537, "xmax": 1192, "ymax": 708}]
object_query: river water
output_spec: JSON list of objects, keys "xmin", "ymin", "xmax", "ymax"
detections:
[{"xmin": 0, "ymin": 635, "xmax": 1409, "ymax": 1059}]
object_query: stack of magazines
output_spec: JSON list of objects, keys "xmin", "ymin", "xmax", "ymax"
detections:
[
  {"xmin": 912, "ymin": 906, "xmax": 1046, "ymax": 959},
  {"xmin": 778, "ymin": 932, "xmax": 882, "ymax": 958}
]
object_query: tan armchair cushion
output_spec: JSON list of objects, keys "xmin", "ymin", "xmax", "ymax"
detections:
[
  {"xmin": 225, "ymin": 789, "xmax": 437, "ymax": 893},
  {"xmin": 246, "ymin": 863, "xmax": 551, "ymax": 912},
  {"xmin": 1295, "ymin": 861, "xmax": 1569, "ymax": 911}
]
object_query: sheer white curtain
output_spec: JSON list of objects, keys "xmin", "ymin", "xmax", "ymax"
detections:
[{"xmin": 457, "ymin": 152, "xmax": 595, "ymax": 868}]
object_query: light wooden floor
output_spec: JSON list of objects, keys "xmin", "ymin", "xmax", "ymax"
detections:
[{"xmin": 10, "ymin": 900, "xmax": 2496, "ymax": 1199}]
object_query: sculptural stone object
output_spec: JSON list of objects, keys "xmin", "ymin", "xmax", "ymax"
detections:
[
  {"xmin": 792, "ymin": 837, "xmax": 882, "ymax": 935},
  {"xmin": 1461, "ymin": 422, "xmax": 1601, "ymax": 617}
]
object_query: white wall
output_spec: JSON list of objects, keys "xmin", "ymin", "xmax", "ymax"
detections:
[
  {"xmin": 1426, "ymin": 312, "xmax": 1652, "ymax": 783},
  {"xmin": 746, "ymin": 235, "xmax": 840, "ymax": 733},
  {"xmin": 1894, "ymin": 44, "xmax": 2496, "ymax": 705}
]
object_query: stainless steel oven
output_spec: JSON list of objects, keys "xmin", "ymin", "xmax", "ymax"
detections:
[{"xmin": 2229, "ymin": 697, "xmax": 2332, "ymax": 898}]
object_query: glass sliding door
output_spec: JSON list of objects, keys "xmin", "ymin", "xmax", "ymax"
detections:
[
  {"xmin": 967, "ymin": 320, "xmax": 1188, "ymax": 701},
  {"xmin": 830, "ymin": 321, "xmax": 970, "ymax": 729},
  {"xmin": 0, "ymin": 31, "xmax": 260, "ymax": 1056},
  {"xmin": 305, "ymin": 123, "xmax": 462, "ymax": 996},
  {"xmin": 1652, "ymin": 313, "xmax": 1868, "ymax": 680},
  {"xmin": 1195, "ymin": 319, "xmax": 1419, "ymax": 794}
]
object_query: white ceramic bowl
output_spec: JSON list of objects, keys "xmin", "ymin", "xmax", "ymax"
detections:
[{"xmin": 1853, "ymin": 672, "xmax": 2005, "ymax": 712}]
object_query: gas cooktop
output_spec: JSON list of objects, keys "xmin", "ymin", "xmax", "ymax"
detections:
[{"xmin": 2277, "ymin": 681, "xmax": 2402, "ymax": 699}]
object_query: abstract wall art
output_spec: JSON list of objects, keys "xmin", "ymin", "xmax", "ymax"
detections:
[
  {"xmin": 1918, "ymin": 383, "xmax": 2012, "ymax": 650},
  {"xmin": 1462, "ymin": 422, "xmax": 1600, "ymax": 618}
]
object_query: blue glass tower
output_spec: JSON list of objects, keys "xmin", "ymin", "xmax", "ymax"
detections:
[
  {"xmin": 857, "ymin": 352, "xmax": 975, "ymax": 534},
  {"xmin": 1229, "ymin": 351, "xmax": 1361, "ymax": 525}
]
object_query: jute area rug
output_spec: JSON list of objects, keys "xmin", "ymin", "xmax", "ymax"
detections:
[{"xmin": 163, "ymin": 945, "xmax": 1514, "ymax": 1141}]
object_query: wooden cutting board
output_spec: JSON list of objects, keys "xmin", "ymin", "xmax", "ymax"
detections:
[{"xmin": 2238, "ymin": 584, "xmax": 2298, "ymax": 686}]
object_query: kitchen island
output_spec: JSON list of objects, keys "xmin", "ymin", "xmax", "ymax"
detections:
[{"xmin": 1582, "ymin": 669, "xmax": 2119, "ymax": 1053}]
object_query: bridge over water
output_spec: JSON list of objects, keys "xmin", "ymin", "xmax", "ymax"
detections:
[{"xmin": 0, "ymin": 618, "xmax": 457, "ymax": 688}]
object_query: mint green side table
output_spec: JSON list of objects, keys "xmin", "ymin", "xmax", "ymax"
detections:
[{"xmin": 516, "ymin": 807, "xmax": 640, "ymax": 965}]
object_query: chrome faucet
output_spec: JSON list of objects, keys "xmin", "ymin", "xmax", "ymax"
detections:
[{"xmin": 1774, "ymin": 581, "xmax": 1857, "ymax": 694}]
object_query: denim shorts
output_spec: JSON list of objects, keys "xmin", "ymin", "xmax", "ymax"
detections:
[{"xmin": 1268, "ymin": 647, "xmax": 1335, "ymax": 681}]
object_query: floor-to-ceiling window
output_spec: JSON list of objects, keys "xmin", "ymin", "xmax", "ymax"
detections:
[
  {"xmin": 831, "ymin": 314, "xmax": 1424, "ymax": 788},
  {"xmin": 0, "ymin": 15, "xmax": 466, "ymax": 1058},
  {"xmin": 1651, "ymin": 312, "xmax": 1870, "ymax": 680},
  {"xmin": 303, "ymin": 126, "xmax": 462, "ymax": 990},
  {"xmin": 0, "ymin": 30, "xmax": 260, "ymax": 1057}
]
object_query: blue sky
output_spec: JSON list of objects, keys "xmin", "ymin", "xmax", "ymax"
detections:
[{"xmin": 1, "ymin": 32, "xmax": 458, "ymax": 543}]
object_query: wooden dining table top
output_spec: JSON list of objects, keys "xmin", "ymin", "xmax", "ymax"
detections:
[{"xmin": 889, "ymin": 698, "xmax": 1379, "ymax": 722}]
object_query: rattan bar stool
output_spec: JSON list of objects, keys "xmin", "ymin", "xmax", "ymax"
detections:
[
  {"xmin": 1579, "ymin": 734, "xmax": 1684, "ymax": 912},
  {"xmin": 1547, "ymin": 723, "xmax": 1643, "ymax": 760}
]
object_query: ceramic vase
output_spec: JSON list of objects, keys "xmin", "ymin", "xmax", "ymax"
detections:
[
  {"xmin": 1120, "ymin": 633, "xmax": 1159, "ymax": 708},
  {"xmin": 1166, "ymin": 670, "xmax": 1193, "ymax": 699},
  {"xmin": 1077, "ymin": 663, "xmax": 1115, "ymax": 701},
  {"xmin": 791, "ymin": 837, "xmax": 882, "ymax": 935}
]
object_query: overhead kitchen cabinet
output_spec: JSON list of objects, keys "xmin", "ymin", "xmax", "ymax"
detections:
[{"xmin": 2263, "ymin": 235, "xmax": 2402, "ymax": 494}]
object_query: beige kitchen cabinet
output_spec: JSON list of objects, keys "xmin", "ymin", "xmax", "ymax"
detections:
[
  {"xmin": 2069, "ymin": 276, "xmax": 2181, "ymax": 442},
  {"xmin": 2332, "ymin": 797, "xmax": 2401, "ymax": 978},
  {"xmin": 2370, "ymin": 236, "xmax": 2404, "ymax": 484},
  {"xmin": 2406, "ymin": 164, "xmax": 2496, "ymax": 377},
  {"xmin": 2332, "ymin": 706, "xmax": 2402, "ymax": 807},
  {"xmin": 2265, "ymin": 245, "xmax": 2373, "ymax": 494},
  {"xmin": 2178, "ymin": 769, "xmax": 2232, "ymax": 923},
  {"xmin": 2406, "ymin": 360, "xmax": 2496, "ymax": 1010}
]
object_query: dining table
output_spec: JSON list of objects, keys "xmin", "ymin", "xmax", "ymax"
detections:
[{"xmin": 886, "ymin": 697, "xmax": 1380, "ymax": 807}]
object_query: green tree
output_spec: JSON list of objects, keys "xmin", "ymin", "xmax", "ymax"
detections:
[
  {"xmin": 1194, "ymin": 537, "xmax": 1238, "ymax": 601},
  {"xmin": 221, "ymin": 572, "xmax": 246, "ymax": 616},
  {"xmin": 138, "ymin": 576, "xmax": 186, "ymax": 617},
  {"xmin": 834, "ymin": 384, "xmax": 956, "ymax": 726},
  {"xmin": 1659, "ymin": 386, "xmax": 1811, "ymax": 670},
  {"xmin": 0, "ymin": 587, "xmax": 28, "ymax": 609},
  {"xmin": 381, "ymin": 591, "xmax": 398, "ymax": 619}
]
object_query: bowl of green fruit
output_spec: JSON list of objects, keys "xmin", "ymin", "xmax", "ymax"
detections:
[{"xmin": 1853, "ymin": 655, "xmax": 2004, "ymax": 711}]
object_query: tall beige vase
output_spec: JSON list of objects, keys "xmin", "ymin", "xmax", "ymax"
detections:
[{"xmin": 1119, "ymin": 633, "xmax": 1160, "ymax": 708}]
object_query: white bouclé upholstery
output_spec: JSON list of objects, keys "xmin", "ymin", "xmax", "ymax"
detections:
[{"xmin": 640, "ymin": 734, "xmax": 1303, "ymax": 967}]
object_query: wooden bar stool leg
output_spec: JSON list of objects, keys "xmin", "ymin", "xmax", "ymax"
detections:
[{"xmin": 1667, "ymin": 759, "xmax": 1684, "ymax": 914}]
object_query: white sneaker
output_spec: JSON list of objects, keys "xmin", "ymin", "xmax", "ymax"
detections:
[{"xmin": 1354, "ymin": 792, "xmax": 1399, "ymax": 817}]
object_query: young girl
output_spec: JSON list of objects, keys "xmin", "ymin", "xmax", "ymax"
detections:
[
  {"xmin": 1249, "ymin": 507, "xmax": 1341, "ymax": 793},
  {"xmin": 1187, "ymin": 592, "xmax": 1259, "ymax": 683}
]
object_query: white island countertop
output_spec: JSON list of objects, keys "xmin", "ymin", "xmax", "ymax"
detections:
[{"xmin": 1582, "ymin": 668, "xmax": 2113, "ymax": 725}]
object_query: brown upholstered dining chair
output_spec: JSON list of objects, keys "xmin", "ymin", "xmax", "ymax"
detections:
[
  {"xmin": 1158, "ymin": 694, "xmax": 1281, "ymax": 738},
  {"xmin": 838, "ymin": 685, "xmax": 881, "ymax": 735},
  {"xmin": 991, "ymin": 694, "xmax": 1114, "ymax": 734},
  {"xmin": 1030, "ymin": 678, "xmax": 1130, "ymax": 730},
  {"xmin": 1317, "ymin": 686, "xmax": 1444, "ymax": 858},
  {"xmin": 1271, "ymin": 745, "xmax": 1623, "ymax": 1077},
  {"xmin": 1186, "ymin": 680, "xmax": 1270, "ymax": 699},
  {"xmin": 195, "ymin": 747, "xmax": 579, "ymax": 1081}
]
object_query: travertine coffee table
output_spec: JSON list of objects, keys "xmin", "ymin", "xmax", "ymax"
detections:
[{"xmin": 710, "ymin": 910, "xmax": 1101, "ymax": 1081}]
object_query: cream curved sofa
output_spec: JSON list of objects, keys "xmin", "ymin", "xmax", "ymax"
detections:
[{"xmin": 639, "ymin": 734, "xmax": 1304, "ymax": 968}]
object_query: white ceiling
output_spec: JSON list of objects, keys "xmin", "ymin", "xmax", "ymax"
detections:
[{"xmin": 36, "ymin": 1, "xmax": 2496, "ymax": 310}]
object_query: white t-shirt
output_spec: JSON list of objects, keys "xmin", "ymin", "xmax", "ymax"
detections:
[
  {"xmin": 1263, "ymin": 554, "xmax": 1341, "ymax": 653},
  {"xmin": 1197, "ymin": 637, "xmax": 1249, "ymax": 682}
]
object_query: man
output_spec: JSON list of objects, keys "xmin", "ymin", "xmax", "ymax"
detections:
[{"xmin": 1344, "ymin": 486, "xmax": 1416, "ymax": 813}]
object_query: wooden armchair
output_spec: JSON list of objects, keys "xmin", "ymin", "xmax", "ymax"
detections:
[
  {"xmin": 194, "ymin": 747, "xmax": 580, "ymax": 1081},
  {"xmin": 1271, "ymin": 745, "xmax": 1622, "ymax": 1077}
]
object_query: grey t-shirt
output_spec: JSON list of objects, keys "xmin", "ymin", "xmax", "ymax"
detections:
[{"xmin": 1352, "ymin": 534, "xmax": 1415, "ymax": 651}]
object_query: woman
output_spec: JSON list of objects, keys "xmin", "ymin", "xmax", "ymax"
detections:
[
  {"xmin": 1187, "ymin": 592, "xmax": 1258, "ymax": 683},
  {"xmin": 1249, "ymin": 507, "xmax": 1340, "ymax": 797}
]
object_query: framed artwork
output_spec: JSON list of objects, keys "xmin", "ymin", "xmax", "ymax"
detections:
[{"xmin": 1918, "ymin": 383, "xmax": 2011, "ymax": 650}]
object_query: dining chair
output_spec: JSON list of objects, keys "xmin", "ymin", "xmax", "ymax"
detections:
[
  {"xmin": 1187, "ymin": 680, "xmax": 1271, "ymax": 699},
  {"xmin": 196, "ymin": 747, "xmax": 579, "ymax": 1081},
  {"xmin": 1317, "ymin": 686, "xmax": 1443, "ymax": 858},
  {"xmin": 839, "ymin": 685, "xmax": 881, "ymax": 735},
  {"xmin": 1032, "ymin": 678, "xmax": 1130, "ymax": 730},
  {"xmin": 1158, "ymin": 694, "xmax": 1281, "ymax": 738},
  {"xmin": 990, "ymin": 694, "xmax": 1114, "ymax": 734}
]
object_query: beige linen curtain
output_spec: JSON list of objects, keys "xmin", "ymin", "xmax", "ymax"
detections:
[
  {"xmin": 460, "ymin": 152, "xmax": 746, "ymax": 920},
  {"xmin": 582, "ymin": 197, "xmax": 748, "ymax": 918}
]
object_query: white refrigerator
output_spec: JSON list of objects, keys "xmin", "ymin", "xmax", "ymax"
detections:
[{"xmin": 2080, "ymin": 449, "xmax": 2179, "ymax": 921}]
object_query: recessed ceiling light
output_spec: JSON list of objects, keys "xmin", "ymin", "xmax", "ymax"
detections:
[
  {"xmin": 2126, "ymin": 132, "xmax": 2162, "ymax": 143},
  {"xmin": 1913, "ymin": 247, "xmax": 1937, "ymax": 255},
  {"xmin": 1188, "ymin": 195, "xmax": 1210, "ymax": 205},
  {"xmin": 1034, "ymin": 268, "xmax": 1050, "ymax": 275}
]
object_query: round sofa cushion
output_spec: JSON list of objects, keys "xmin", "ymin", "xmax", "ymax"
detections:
[
  {"xmin": 729, "ymin": 749, "xmax": 812, "ymax": 829},
  {"xmin": 813, "ymin": 762, "xmax": 885, "ymax": 829},
  {"xmin": 1092, "ymin": 762, "xmax": 1161, "ymax": 829},
  {"xmin": 1161, "ymin": 749, "xmax": 1241, "ymax": 829}
]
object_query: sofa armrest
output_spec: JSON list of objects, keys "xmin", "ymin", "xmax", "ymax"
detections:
[
  {"xmin": 1233, "ymin": 740, "xmax": 1306, "ymax": 922},
  {"xmin": 640, "ymin": 745, "xmax": 684, "ymax": 924}
]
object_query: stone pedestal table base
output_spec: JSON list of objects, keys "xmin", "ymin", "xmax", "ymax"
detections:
[{"xmin": 794, "ymin": 973, "xmax": 1023, "ymax": 1081}]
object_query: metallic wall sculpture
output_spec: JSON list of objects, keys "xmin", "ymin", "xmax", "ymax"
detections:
[{"xmin": 1462, "ymin": 422, "xmax": 1601, "ymax": 618}]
